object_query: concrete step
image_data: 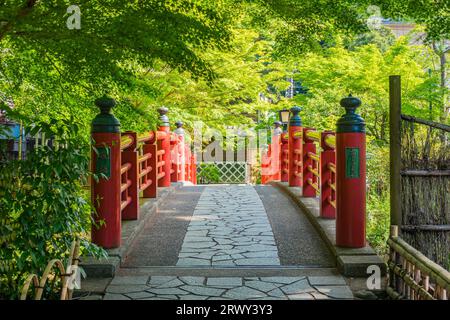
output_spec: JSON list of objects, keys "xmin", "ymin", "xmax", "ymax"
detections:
[{"xmin": 114, "ymin": 266, "xmax": 340, "ymax": 278}]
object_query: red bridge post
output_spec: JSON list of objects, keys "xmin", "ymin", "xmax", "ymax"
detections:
[
  {"xmin": 271, "ymin": 121, "xmax": 282, "ymax": 181},
  {"xmin": 91, "ymin": 96, "xmax": 122, "ymax": 249},
  {"xmin": 170, "ymin": 132, "xmax": 179, "ymax": 183},
  {"xmin": 272, "ymin": 140, "xmax": 281, "ymax": 181},
  {"xmin": 336, "ymin": 95, "xmax": 366, "ymax": 248},
  {"xmin": 320, "ymin": 131, "xmax": 336, "ymax": 219},
  {"xmin": 174, "ymin": 121, "xmax": 186, "ymax": 181},
  {"xmin": 157, "ymin": 107, "xmax": 171, "ymax": 187},
  {"xmin": 281, "ymin": 132, "xmax": 289, "ymax": 182},
  {"xmin": 186, "ymin": 146, "xmax": 192, "ymax": 182},
  {"xmin": 121, "ymin": 131, "xmax": 139, "ymax": 220},
  {"xmin": 143, "ymin": 140, "xmax": 158, "ymax": 198},
  {"xmin": 191, "ymin": 150, "xmax": 197, "ymax": 184},
  {"xmin": 288, "ymin": 106, "xmax": 302, "ymax": 187},
  {"xmin": 302, "ymin": 128, "xmax": 317, "ymax": 197},
  {"xmin": 192, "ymin": 152, "xmax": 197, "ymax": 184}
]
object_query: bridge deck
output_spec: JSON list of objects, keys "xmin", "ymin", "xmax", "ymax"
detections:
[{"xmin": 106, "ymin": 185, "xmax": 353, "ymax": 300}]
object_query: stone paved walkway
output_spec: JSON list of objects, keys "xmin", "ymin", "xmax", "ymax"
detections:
[
  {"xmin": 103, "ymin": 185, "xmax": 354, "ymax": 300},
  {"xmin": 177, "ymin": 186, "xmax": 280, "ymax": 266}
]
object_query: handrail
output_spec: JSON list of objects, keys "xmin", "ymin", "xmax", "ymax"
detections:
[
  {"xmin": 401, "ymin": 114, "xmax": 450, "ymax": 132},
  {"xmin": 388, "ymin": 235, "xmax": 450, "ymax": 292},
  {"xmin": 305, "ymin": 130, "xmax": 320, "ymax": 142},
  {"xmin": 121, "ymin": 135, "xmax": 134, "ymax": 150}
]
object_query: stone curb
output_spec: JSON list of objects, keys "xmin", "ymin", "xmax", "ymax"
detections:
[
  {"xmin": 80, "ymin": 183, "xmax": 183, "ymax": 278},
  {"xmin": 270, "ymin": 181, "xmax": 386, "ymax": 277}
]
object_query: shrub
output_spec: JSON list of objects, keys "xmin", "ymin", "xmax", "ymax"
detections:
[
  {"xmin": 197, "ymin": 163, "xmax": 221, "ymax": 184},
  {"xmin": 0, "ymin": 118, "xmax": 105, "ymax": 299}
]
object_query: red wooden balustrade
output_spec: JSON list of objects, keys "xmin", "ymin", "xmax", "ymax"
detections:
[
  {"xmin": 320, "ymin": 131, "xmax": 336, "ymax": 219},
  {"xmin": 261, "ymin": 97, "xmax": 366, "ymax": 248},
  {"xmin": 93, "ymin": 127, "xmax": 197, "ymax": 248},
  {"xmin": 302, "ymin": 128, "xmax": 319, "ymax": 197},
  {"xmin": 262, "ymin": 126, "xmax": 337, "ymax": 219}
]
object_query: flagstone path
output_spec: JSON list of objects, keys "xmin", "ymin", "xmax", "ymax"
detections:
[
  {"xmin": 104, "ymin": 185, "xmax": 354, "ymax": 300},
  {"xmin": 176, "ymin": 186, "xmax": 280, "ymax": 266}
]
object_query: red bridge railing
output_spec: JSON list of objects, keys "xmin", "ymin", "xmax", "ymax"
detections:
[
  {"xmin": 262, "ymin": 95, "xmax": 366, "ymax": 248},
  {"xmin": 91, "ymin": 101, "xmax": 196, "ymax": 249}
]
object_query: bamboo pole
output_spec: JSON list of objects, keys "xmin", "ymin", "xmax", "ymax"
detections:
[
  {"xmin": 401, "ymin": 170, "xmax": 450, "ymax": 176},
  {"xmin": 389, "ymin": 75, "xmax": 402, "ymax": 228},
  {"xmin": 401, "ymin": 114, "xmax": 450, "ymax": 132}
]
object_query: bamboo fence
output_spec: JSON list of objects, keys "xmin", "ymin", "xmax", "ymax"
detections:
[
  {"xmin": 19, "ymin": 239, "xmax": 81, "ymax": 300},
  {"xmin": 388, "ymin": 226, "xmax": 449, "ymax": 300}
]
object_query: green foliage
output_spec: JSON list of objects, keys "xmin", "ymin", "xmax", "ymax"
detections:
[
  {"xmin": 373, "ymin": 0, "xmax": 450, "ymax": 42},
  {"xmin": 258, "ymin": 0, "xmax": 367, "ymax": 55},
  {"xmin": 0, "ymin": 0, "xmax": 233, "ymax": 83},
  {"xmin": 0, "ymin": 0, "xmax": 239, "ymax": 141},
  {"xmin": 290, "ymin": 37, "xmax": 444, "ymax": 140},
  {"xmin": 258, "ymin": 0, "xmax": 450, "ymax": 56},
  {"xmin": 366, "ymin": 193, "xmax": 390, "ymax": 255},
  {"xmin": 0, "ymin": 117, "xmax": 105, "ymax": 299},
  {"xmin": 283, "ymin": 35, "xmax": 447, "ymax": 253},
  {"xmin": 197, "ymin": 163, "xmax": 221, "ymax": 184},
  {"xmin": 135, "ymin": 24, "xmax": 290, "ymax": 136},
  {"xmin": 366, "ymin": 142, "xmax": 390, "ymax": 255},
  {"xmin": 0, "ymin": 0, "xmax": 448, "ymax": 284}
]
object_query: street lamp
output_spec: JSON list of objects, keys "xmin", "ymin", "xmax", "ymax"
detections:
[{"xmin": 278, "ymin": 109, "xmax": 290, "ymax": 131}]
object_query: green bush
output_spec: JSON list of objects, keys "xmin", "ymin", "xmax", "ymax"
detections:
[
  {"xmin": 366, "ymin": 193, "xmax": 390, "ymax": 256},
  {"xmin": 365, "ymin": 141, "xmax": 391, "ymax": 256},
  {"xmin": 197, "ymin": 163, "xmax": 221, "ymax": 184},
  {"xmin": 0, "ymin": 118, "xmax": 105, "ymax": 299}
]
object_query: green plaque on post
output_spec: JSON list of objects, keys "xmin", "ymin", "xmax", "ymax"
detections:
[
  {"xmin": 96, "ymin": 146, "xmax": 111, "ymax": 178},
  {"xmin": 345, "ymin": 148, "xmax": 360, "ymax": 178}
]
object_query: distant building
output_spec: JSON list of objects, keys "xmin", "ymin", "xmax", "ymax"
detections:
[{"xmin": 382, "ymin": 20, "xmax": 424, "ymax": 45}]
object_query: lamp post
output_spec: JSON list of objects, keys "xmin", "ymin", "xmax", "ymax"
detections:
[{"xmin": 278, "ymin": 109, "xmax": 290, "ymax": 132}]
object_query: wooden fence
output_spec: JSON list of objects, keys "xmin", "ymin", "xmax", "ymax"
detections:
[{"xmin": 388, "ymin": 75, "xmax": 449, "ymax": 299}]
